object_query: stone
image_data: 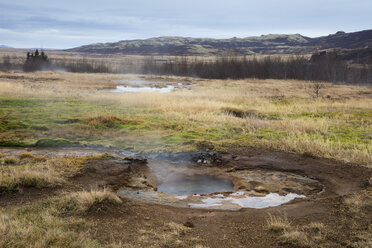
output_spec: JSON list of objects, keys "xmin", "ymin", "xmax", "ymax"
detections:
[{"xmin": 254, "ymin": 185, "xmax": 269, "ymax": 193}]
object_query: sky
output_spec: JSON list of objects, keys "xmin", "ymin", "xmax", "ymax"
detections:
[{"xmin": 0, "ymin": 0, "xmax": 371, "ymax": 49}]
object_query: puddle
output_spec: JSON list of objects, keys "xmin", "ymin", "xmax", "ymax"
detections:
[
  {"xmin": 188, "ymin": 192, "xmax": 305, "ymax": 209},
  {"xmin": 157, "ymin": 174, "xmax": 234, "ymax": 195},
  {"xmin": 105, "ymin": 85, "xmax": 175, "ymax": 93}
]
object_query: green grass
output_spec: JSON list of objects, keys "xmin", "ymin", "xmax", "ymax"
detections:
[{"xmin": 0, "ymin": 96, "xmax": 370, "ymax": 163}]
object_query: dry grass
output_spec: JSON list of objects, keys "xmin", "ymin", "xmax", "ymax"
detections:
[
  {"xmin": 0, "ymin": 166, "xmax": 64, "ymax": 192},
  {"xmin": 74, "ymin": 189, "xmax": 122, "ymax": 210},
  {"xmin": 344, "ymin": 191, "xmax": 372, "ymax": 215},
  {"xmin": 0, "ymin": 211, "xmax": 101, "ymax": 248},
  {"xmin": 19, "ymin": 152, "xmax": 34, "ymax": 159},
  {"xmin": 266, "ymin": 214, "xmax": 291, "ymax": 233},
  {"xmin": 0, "ymin": 189, "xmax": 124, "ymax": 248},
  {"xmin": 279, "ymin": 230, "xmax": 312, "ymax": 248},
  {"xmin": 46, "ymin": 156, "xmax": 86, "ymax": 177},
  {"xmin": 136, "ymin": 221, "xmax": 198, "ymax": 248},
  {"xmin": 267, "ymin": 214, "xmax": 329, "ymax": 247},
  {"xmin": 0, "ymin": 155, "xmax": 90, "ymax": 193}
]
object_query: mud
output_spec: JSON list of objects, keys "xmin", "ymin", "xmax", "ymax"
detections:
[{"xmin": 1, "ymin": 147, "xmax": 362, "ymax": 210}]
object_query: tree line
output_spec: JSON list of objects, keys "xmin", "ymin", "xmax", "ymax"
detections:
[
  {"xmin": 0, "ymin": 50, "xmax": 371, "ymax": 84},
  {"xmin": 142, "ymin": 54, "xmax": 372, "ymax": 84}
]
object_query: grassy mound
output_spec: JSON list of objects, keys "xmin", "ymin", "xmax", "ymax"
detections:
[
  {"xmin": 87, "ymin": 114, "xmax": 140, "ymax": 128},
  {"xmin": 35, "ymin": 138, "xmax": 79, "ymax": 148}
]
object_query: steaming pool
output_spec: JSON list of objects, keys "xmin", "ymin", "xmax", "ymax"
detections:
[
  {"xmin": 117, "ymin": 155, "xmax": 320, "ymax": 210},
  {"xmin": 157, "ymin": 174, "xmax": 234, "ymax": 195},
  {"xmin": 105, "ymin": 85, "xmax": 175, "ymax": 93},
  {"xmin": 103, "ymin": 79, "xmax": 190, "ymax": 93}
]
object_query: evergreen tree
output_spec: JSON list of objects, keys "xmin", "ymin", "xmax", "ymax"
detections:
[{"xmin": 23, "ymin": 49, "xmax": 50, "ymax": 72}]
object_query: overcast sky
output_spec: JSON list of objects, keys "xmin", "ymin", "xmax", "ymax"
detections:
[{"xmin": 0, "ymin": 0, "xmax": 371, "ymax": 49}]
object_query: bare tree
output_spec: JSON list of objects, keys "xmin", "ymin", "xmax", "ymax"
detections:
[
  {"xmin": 2, "ymin": 55, "xmax": 11, "ymax": 70},
  {"xmin": 311, "ymin": 82, "xmax": 325, "ymax": 98}
]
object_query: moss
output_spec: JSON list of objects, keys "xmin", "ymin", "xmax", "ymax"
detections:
[
  {"xmin": 0, "ymin": 119, "xmax": 29, "ymax": 131},
  {"xmin": 222, "ymin": 107, "xmax": 257, "ymax": 118},
  {"xmin": 35, "ymin": 138, "xmax": 79, "ymax": 148},
  {"xmin": 288, "ymin": 111, "xmax": 342, "ymax": 119},
  {"xmin": 328, "ymin": 126, "xmax": 371, "ymax": 145},
  {"xmin": 0, "ymin": 140, "xmax": 29, "ymax": 147}
]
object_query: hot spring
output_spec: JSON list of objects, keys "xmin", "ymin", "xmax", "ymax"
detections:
[{"xmin": 117, "ymin": 153, "xmax": 321, "ymax": 210}]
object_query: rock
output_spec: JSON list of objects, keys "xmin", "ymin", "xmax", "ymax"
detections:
[
  {"xmin": 254, "ymin": 185, "xmax": 269, "ymax": 193},
  {"xmin": 183, "ymin": 221, "xmax": 194, "ymax": 228},
  {"xmin": 368, "ymin": 178, "xmax": 372, "ymax": 187},
  {"xmin": 226, "ymin": 167, "xmax": 237, "ymax": 173}
]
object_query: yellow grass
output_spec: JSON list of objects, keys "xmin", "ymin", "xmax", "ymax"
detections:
[
  {"xmin": 0, "ymin": 189, "xmax": 124, "ymax": 248},
  {"xmin": 266, "ymin": 214, "xmax": 291, "ymax": 233},
  {"xmin": 279, "ymin": 230, "xmax": 311, "ymax": 247},
  {"xmin": 74, "ymin": 189, "xmax": 122, "ymax": 209},
  {"xmin": 0, "ymin": 155, "xmax": 89, "ymax": 192},
  {"xmin": 0, "ymin": 166, "xmax": 64, "ymax": 191}
]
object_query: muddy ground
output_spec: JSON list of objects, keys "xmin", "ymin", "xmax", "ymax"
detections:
[{"xmin": 1, "ymin": 147, "xmax": 371, "ymax": 247}]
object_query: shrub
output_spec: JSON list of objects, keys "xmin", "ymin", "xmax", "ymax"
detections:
[
  {"xmin": 19, "ymin": 152, "xmax": 34, "ymax": 159},
  {"xmin": 1, "ymin": 157, "xmax": 17, "ymax": 165}
]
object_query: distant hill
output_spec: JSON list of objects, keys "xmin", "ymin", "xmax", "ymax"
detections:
[
  {"xmin": 0, "ymin": 45, "xmax": 12, "ymax": 48},
  {"xmin": 67, "ymin": 29, "xmax": 372, "ymax": 56}
]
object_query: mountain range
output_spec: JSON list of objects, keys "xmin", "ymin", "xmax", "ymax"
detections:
[{"xmin": 67, "ymin": 29, "xmax": 372, "ymax": 56}]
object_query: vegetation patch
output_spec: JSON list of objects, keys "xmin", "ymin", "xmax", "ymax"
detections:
[
  {"xmin": 87, "ymin": 115, "xmax": 141, "ymax": 128},
  {"xmin": 35, "ymin": 138, "xmax": 79, "ymax": 148},
  {"xmin": 0, "ymin": 192, "xmax": 110, "ymax": 248},
  {"xmin": 279, "ymin": 230, "xmax": 311, "ymax": 248},
  {"xmin": 222, "ymin": 107, "xmax": 258, "ymax": 118},
  {"xmin": 0, "ymin": 167, "xmax": 64, "ymax": 194},
  {"xmin": 266, "ymin": 214, "xmax": 291, "ymax": 233}
]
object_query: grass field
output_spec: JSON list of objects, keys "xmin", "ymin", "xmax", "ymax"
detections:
[{"xmin": 0, "ymin": 71, "xmax": 371, "ymax": 166}]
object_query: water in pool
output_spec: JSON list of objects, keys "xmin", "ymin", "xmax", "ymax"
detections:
[{"xmin": 157, "ymin": 174, "xmax": 234, "ymax": 195}]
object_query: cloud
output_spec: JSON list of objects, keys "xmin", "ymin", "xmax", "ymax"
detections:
[{"xmin": 0, "ymin": 0, "xmax": 371, "ymax": 48}]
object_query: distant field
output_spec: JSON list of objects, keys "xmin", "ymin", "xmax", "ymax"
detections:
[{"xmin": 0, "ymin": 48, "xmax": 312, "ymax": 73}]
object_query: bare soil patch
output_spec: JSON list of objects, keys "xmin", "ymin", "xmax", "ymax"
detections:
[{"xmin": 0, "ymin": 147, "xmax": 370, "ymax": 247}]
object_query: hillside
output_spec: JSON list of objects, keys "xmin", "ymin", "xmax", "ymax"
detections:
[{"xmin": 67, "ymin": 29, "xmax": 372, "ymax": 55}]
